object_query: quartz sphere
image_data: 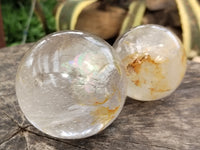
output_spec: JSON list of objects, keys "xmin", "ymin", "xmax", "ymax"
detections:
[
  {"xmin": 16, "ymin": 31, "xmax": 127, "ymax": 139},
  {"xmin": 114, "ymin": 24, "xmax": 187, "ymax": 101}
]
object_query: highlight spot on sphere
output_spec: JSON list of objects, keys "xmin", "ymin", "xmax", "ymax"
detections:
[
  {"xmin": 16, "ymin": 31, "xmax": 127, "ymax": 139},
  {"xmin": 114, "ymin": 24, "xmax": 187, "ymax": 101}
]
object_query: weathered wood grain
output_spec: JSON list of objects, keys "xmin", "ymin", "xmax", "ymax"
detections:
[{"xmin": 0, "ymin": 44, "xmax": 200, "ymax": 150}]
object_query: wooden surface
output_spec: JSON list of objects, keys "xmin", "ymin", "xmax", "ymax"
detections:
[{"xmin": 0, "ymin": 44, "xmax": 200, "ymax": 150}]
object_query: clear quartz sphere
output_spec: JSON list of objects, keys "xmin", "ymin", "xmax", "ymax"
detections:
[
  {"xmin": 114, "ymin": 24, "xmax": 187, "ymax": 101},
  {"xmin": 16, "ymin": 31, "xmax": 127, "ymax": 139}
]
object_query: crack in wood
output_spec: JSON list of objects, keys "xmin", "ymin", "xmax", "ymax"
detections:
[
  {"xmin": 0, "ymin": 128, "xmax": 21, "ymax": 146},
  {"xmin": 26, "ymin": 129, "xmax": 88, "ymax": 150},
  {"xmin": 2, "ymin": 111, "xmax": 22, "ymax": 127}
]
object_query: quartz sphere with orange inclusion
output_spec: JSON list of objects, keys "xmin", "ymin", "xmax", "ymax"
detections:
[
  {"xmin": 114, "ymin": 25, "xmax": 187, "ymax": 101},
  {"xmin": 15, "ymin": 31, "xmax": 127, "ymax": 139}
]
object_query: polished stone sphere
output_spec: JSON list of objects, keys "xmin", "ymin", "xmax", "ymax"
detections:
[
  {"xmin": 16, "ymin": 31, "xmax": 127, "ymax": 139},
  {"xmin": 114, "ymin": 24, "xmax": 187, "ymax": 101}
]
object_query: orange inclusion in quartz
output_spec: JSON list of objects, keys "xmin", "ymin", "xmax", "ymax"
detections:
[
  {"xmin": 93, "ymin": 87, "xmax": 120, "ymax": 105},
  {"xmin": 91, "ymin": 106, "xmax": 120, "ymax": 127},
  {"xmin": 133, "ymin": 80, "xmax": 140, "ymax": 86},
  {"xmin": 149, "ymin": 87, "xmax": 171, "ymax": 94},
  {"xmin": 126, "ymin": 55, "xmax": 159, "ymax": 74},
  {"xmin": 123, "ymin": 53, "xmax": 172, "ymax": 98},
  {"xmin": 94, "ymin": 96, "xmax": 109, "ymax": 105}
]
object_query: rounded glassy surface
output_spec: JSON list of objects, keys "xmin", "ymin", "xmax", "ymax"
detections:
[
  {"xmin": 16, "ymin": 31, "xmax": 127, "ymax": 139},
  {"xmin": 114, "ymin": 24, "xmax": 187, "ymax": 101}
]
